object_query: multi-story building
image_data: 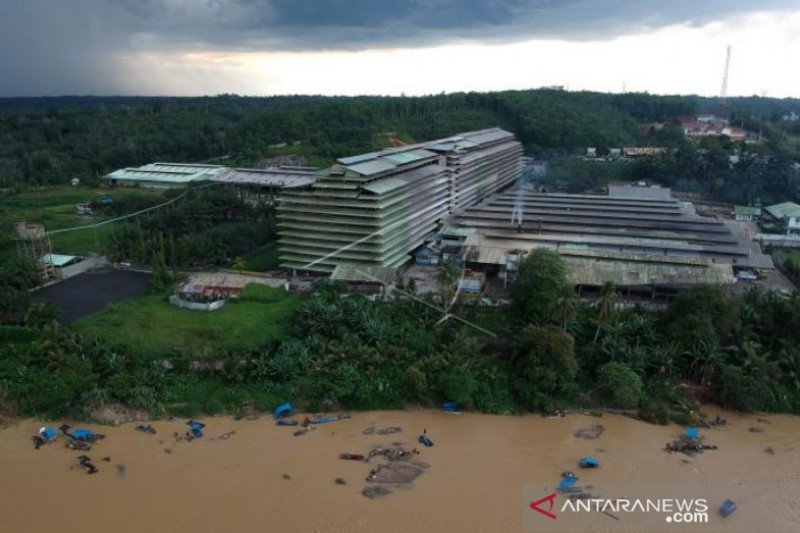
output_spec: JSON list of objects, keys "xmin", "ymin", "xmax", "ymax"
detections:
[{"xmin": 277, "ymin": 128, "xmax": 523, "ymax": 272}]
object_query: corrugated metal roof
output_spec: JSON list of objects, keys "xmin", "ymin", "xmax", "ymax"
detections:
[
  {"xmin": 105, "ymin": 162, "xmax": 227, "ymax": 184},
  {"xmin": 41, "ymin": 253, "xmax": 81, "ymax": 267},
  {"xmin": 734, "ymin": 206, "xmax": 761, "ymax": 216},
  {"xmin": 385, "ymin": 152, "xmax": 422, "ymax": 164},
  {"xmin": 347, "ymin": 159, "xmax": 397, "ymax": 176},
  {"xmin": 766, "ymin": 202, "xmax": 800, "ymax": 219},
  {"xmin": 361, "ymin": 177, "xmax": 407, "ymax": 195},
  {"xmin": 211, "ymin": 168, "xmax": 315, "ymax": 188}
]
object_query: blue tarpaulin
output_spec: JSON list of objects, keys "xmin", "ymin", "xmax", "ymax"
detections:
[
  {"xmin": 558, "ymin": 476, "xmax": 577, "ymax": 491},
  {"xmin": 579, "ymin": 456, "xmax": 600, "ymax": 468},
  {"xmin": 719, "ymin": 499, "xmax": 737, "ymax": 518},
  {"xmin": 418, "ymin": 433, "xmax": 434, "ymax": 447},
  {"xmin": 273, "ymin": 402, "xmax": 293, "ymax": 420},
  {"xmin": 188, "ymin": 420, "xmax": 205, "ymax": 438},
  {"xmin": 686, "ymin": 427, "xmax": 699, "ymax": 439},
  {"xmin": 41, "ymin": 427, "xmax": 57, "ymax": 441},
  {"xmin": 441, "ymin": 401, "xmax": 458, "ymax": 412},
  {"xmin": 72, "ymin": 429, "xmax": 94, "ymax": 441}
]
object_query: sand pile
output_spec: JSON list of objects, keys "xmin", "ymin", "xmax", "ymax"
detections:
[{"xmin": 574, "ymin": 425, "xmax": 605, "ymax": 439}]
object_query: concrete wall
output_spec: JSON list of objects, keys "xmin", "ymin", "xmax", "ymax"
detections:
[{"xmin": 757, "ymin": 234, "xmax": 800, "ymax": 248}]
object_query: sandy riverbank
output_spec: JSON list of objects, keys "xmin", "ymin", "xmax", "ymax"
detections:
[{"xmin": 1, "ymin": 409, "xmax": 799, "ymax": 532}]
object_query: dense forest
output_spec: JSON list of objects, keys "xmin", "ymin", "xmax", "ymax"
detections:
[{"xmin": 2, "ymin": 90, "xmax": 798, "ymax": 190}]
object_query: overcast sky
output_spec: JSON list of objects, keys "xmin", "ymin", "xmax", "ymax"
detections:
[{"xmin": 0, "ymin": 0, "xmax": 798, "ymax": 97}]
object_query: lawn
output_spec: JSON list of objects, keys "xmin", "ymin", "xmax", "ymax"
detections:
[
  {"xmin": 774, "ymin": 248, "xmax": 800, "ymax": 264},
  {"xmin": 73, "ymin": 284, "xmax": 301, "ymax": 359},
  {"xmin": 1, "ymin": 186, "xmax": 164, "ymax": 255},
  {"xmin": 243, "ymin": 242, "xmax": 282, "ymax": 271}
]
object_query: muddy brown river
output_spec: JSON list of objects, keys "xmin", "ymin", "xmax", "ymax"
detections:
[{"xmin": 1, "ymin": 409, "xmax": 799, "ymax": 532}]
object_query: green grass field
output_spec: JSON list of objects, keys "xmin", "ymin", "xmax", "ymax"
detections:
[
  {"xmin": 1, "ymin": 186, "xmax": 164, "ymax": 255},
  {"xmin": 73, "ymin": 284, "xmax": 301, "ymax": 359},
  {"xmin": 775, "ymin": 249, "xmax": 800, "ymax": 262},
  {"xmin": 243, "ymin": 242, "xmax": 282, "ymax": 271}
]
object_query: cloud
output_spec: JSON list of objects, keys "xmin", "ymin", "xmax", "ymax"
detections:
[
  {"xmin": 111, "ymin": 0, "xmax": 800, "ymax": 49},
  {"xmin": 0, "ymin": 0, "xmax": 797, "ymax": 95}
]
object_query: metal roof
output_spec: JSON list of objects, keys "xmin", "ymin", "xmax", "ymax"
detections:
[
  {"xmin": 211, "ymin": 168, "xmax": 315, "ymax": 188},
  {"xmin": 347, "ymin": 159, "xmax": 397, "ymax": 176},
  {"xmin": 40, "ymin": 253, "xmax": 82, "ymax": 267},
  {"xmin": 105, "ymin": 162, "xmax": 227, "ymax": 184},
  {"xmin": 765, "ymin": 202, "xmax": 800, "ymax": 219},
  {"xmin": 734, "ymin": 206, "xmax": 761, "ymax": 216},
  {"xmin": 361, "ymin": 177, "xmax": 407, "ymax": 195}
]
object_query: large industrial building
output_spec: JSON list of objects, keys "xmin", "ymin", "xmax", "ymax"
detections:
[
  {"xmin": 104, "ymin": 162, "xmax": 316, "ymax": 191},
  {"xmin": 277, "ymin": 128, "xmax": 523, "ymax": 272},
  {"xmin": 444, "ymin": 183, "xmax": 773, "ymax": 293}
]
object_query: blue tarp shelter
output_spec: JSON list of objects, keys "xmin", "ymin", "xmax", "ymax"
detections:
[
  {"xmin": 558, "ymin": 476, "xmax": 577, "ymax": 492},
  {"xmin": 40, "ymin": 427, "xmax": 57, "ymax": 441},
  {"xmin": 686, "ymin": 427, "xmax": 699, "ymax": 439},
  {"xmin": 418, "ymin": 433, "xmax": 434, "ymax": 447},
  {"xmin": 441, "ymin": 401, "xmax": 458, "ymax": 412},
  {"xmin": 273, "ymin": 402, "xmax": 293, "ymax": 420},
  {"xmin": 187, "ymin": 420, "xmax": 205, "ymax": 438},
  {"xmin": 72, "ymin": 429, "xmax": 94, "ymax": 441},
  {"xmin": 720, "ymin": 499, "xmax": 737, "ymax": 517},
  {"xmin": 579, "ymin": 456, "xmax": 600, "ymax": 468}
]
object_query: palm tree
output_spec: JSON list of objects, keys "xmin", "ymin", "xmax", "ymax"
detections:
[
  {"xmin": 685, "ymin": 337, "xmax": 725, "ymax": 386},
  {"xmin": 777, "ymin": 346, "xmax": 800, "ymax": 392},
  {"xmin": 435, "ymin": 259, "xmax": 460, "ymax": 308},
  {"xmin": 592, "ymin": 281, "xmax": 617, "ymax": 343},
  {"xmin": 231, "ymin": 256, "xmax": 246, "ymax": 273},
  {"xmin": 555, "ymin": 284, "xmax": 578, "ymax": 332}
]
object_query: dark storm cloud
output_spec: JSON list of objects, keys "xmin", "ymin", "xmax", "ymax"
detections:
[{"xmin": 0, "ymin": 0, "xmax": 795, "ymax": 95}]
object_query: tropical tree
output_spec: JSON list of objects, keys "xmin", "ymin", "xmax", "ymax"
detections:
[
  {"xmin": 435, "ymin": 259, "xmax": 460, "ymax": 308},
  {"xmin": 510, "ymin": 249, "xmax": 569, "ymax": 325},
  {"xmin": 591, "ymin": 281, "xmax": 618, "ymax": 342},
  {"xmin": 555, "ymin": 284, "xmax": 579, "ymax": 332},
  {"xmin": 597, "ymin": 361, "xmax": 643, "ymax": 408},
  {"xmin": 231, "ymin": 256, "xmax": 246, "ymax": 272},
  {"xmin": 512, "ymin": 325, "xmax": 578, "ymax": 411}
]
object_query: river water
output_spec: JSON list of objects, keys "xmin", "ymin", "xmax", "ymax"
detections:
[{"xmin": 1, "ymin": 409, "xmax": 799, "ymax": 532}]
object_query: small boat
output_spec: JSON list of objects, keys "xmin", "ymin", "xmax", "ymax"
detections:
[
  {"xmin": 339, "ymin": 453, "xmax": 365, "ymax": 461},
  {"xmin": 418, "ymin": 433, "xmax": 434, "ymax": 447},
  {"xmin": 719, "ymin": 499, "xmax": 737, "ymax": 518},
  {"xmin": 310, "ymin": 416, "xmax": 340, "ymax": 425},
  {"xmin": 578, "ymin": 456, "xmax": 600, "ymax": 469}
]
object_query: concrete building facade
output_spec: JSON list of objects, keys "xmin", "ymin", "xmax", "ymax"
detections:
[{"xmin": 277, "ymin": 128, "xmax": 523, "ymax": 272}]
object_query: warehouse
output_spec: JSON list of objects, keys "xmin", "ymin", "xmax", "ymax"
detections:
[
  {"xmin": 210, "ymin": 167, "xmax": 317, "ymax": 203},
  {"xmin": 105, "ymin": 162, "xmax": 227, "ymax": 189},
  {"xmin": 277, "ymin": 128, "xmax": 523, "ymax": 273},
  {"xmin": 105, "ymin": 163, "xmax": 317, "ymax": 194},
  {"xmin": 445, "ymin": 186, "xmax": 773, "ymax": 291}
]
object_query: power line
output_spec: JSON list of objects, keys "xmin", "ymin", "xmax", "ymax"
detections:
[{"xmin": 47, "ymin": 184, "xmax": 216, "ymax": 236}]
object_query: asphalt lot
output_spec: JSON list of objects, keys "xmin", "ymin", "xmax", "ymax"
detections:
[{"xmin": 33, "ymin": 269, "xmax": 151, "ymax": 324}]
